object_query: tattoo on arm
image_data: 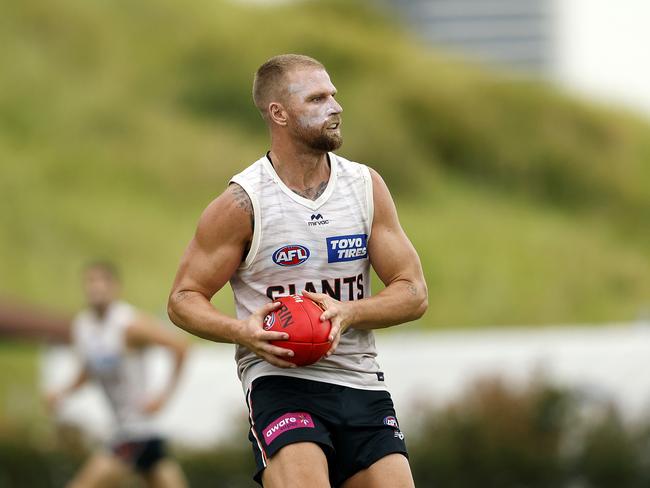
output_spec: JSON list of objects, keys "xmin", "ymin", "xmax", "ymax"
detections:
[
  {"xmin": 174, "ymin": 291, "xmax": 192, "ymax": 303},
  {"xmin": 230, "ymin": 183, "xmax": 254, "ymax": 230},
  {"xmin": 408, "ymin": 284, "xmax": 418, "ymax": 296}
]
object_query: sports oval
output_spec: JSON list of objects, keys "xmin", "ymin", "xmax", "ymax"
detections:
[{"xmin": 272, "ymin": 245, "xmax": 311, "ymax": 267}]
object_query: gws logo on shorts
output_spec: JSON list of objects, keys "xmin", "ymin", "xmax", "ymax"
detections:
[
  {"xmin": 383, "ymin": 416, "xmax": 405, "ymax": 440},
  {"xmin": 263, "ymin": 412, "xmax": 315, "ymax": 445},
  {"xmin": 326, "ymin": 234, "xmax": 368, "ymax": 263},
  {"xmin": 272, "ymin": 245, "xmax": 310, "ymax": 267},
  {"xmin": 383, "ymin": 416, "xmax": 399, "ymax": 428}
]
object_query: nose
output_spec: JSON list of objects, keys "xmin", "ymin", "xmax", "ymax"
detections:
[{"xmin": 328, "ymin": 97, "xmax": 343, "ymax": 115}]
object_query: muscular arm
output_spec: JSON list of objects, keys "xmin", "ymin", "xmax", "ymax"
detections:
[
  {"xmin": 304, "ymin": 168, "xmax": 427, "ymax": 348},
  {"xmin": 168, "ymin": 183, "xmax": 251, "ymax": 343},
  {"xmin": 167, "ymin": 184, "xmax": 295, "ymax": 367},
  {"xmin": 348, "ymin": 168, "xmax": 428, "ymax": 328}
]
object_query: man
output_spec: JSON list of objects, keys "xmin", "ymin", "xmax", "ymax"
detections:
[
  {"xmin": 168, "ymin": 54, "xmax": 428, "ymax": 487},
  {"xmin": 47, "ymin": 261, "xmax": 189, "ymax": 488}
]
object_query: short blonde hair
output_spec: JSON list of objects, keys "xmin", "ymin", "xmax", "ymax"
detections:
[{"xmin": 252, "ymin": 54, "xmax": 324, "ymax": 117}]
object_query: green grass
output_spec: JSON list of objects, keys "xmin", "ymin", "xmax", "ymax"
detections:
[{"xmin": 1, "ymin": 0, "xmax": 649, "ymax": 328}]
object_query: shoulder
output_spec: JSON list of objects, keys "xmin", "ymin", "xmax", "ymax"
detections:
[
  {"xmin": 72, "ymin": 309, "xmax": 90, "ymax": 326},
  {"xmin": 112, "ymin": 301, "xmax": 137, "ymax": 323},
  {"xmin": 200, "ymin": 183, "xmax": 253, "ymax": 226},
  {"xmin": 227, "ymin": 182, "xmax": 253, "ymax": 217},
  {"xmin": 230, "ymin": 156, "xmax": 268, "ymax": 189},
  {"xmin": 194, "ymin": 182, "xmax": 254, "ymax": 251},
  {"xmin": 367, "ymin": 167, "xmax": 388, "ymax": 188},
  {"xmin": 204, "ymin": 155, "xmax": 268, "ymax": 227},
  {"xmin": 365, "ymin": 167, "xmax": 399, "ymax": 227}
]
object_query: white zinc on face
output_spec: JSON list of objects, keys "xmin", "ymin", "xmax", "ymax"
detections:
[
  {"xmin": 284, "ymin": 67, "xmax": 343, "ymax": 151},
  {"xmin": 286, "ymin": 69, "xmax": 342, "ymax": 130}
]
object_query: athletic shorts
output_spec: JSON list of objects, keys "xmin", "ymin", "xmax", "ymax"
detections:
[
  {"xmin": 246, "ymin": 375, "xmax": 408, "ymax": 487},
  {"xmin": 111, "ymin": 437, "xmax": 167, "ymax": 473}
]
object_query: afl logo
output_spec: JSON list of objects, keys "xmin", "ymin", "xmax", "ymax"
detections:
[
  {"xmin": 272, "ymin": 245, "xmax": 310, "ymax": 267},
  {"xmin": 263, "ymin": 313, "xmax": 276, "ymax": 330}
]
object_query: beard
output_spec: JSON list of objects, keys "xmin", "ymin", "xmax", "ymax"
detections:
[{"xmin": 293, "ymin": 121, "xmax": 343, "ymax": 152}]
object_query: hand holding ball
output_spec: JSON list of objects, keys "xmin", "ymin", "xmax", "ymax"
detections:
[{"xmin": 263, "ymin": 295, "xmax": 332, "ymax": 366}]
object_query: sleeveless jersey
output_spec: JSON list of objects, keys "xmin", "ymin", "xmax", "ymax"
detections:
[
  {"xmin": 72, "ymin": 301, "xmax": 155, "ymax": 442},
  {"xmin": 229, "ymin": 152, "xmax": 386, "ymax": 392}
]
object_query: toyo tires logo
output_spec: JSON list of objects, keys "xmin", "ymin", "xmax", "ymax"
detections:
[{"xmin": 272, "ymin": 245, "xmax": 310, "ymax": 267}]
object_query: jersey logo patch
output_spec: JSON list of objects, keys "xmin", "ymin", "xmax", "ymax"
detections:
[
  {"xmin": 326, "ymin": 234, "xmax": 368, "ymax": 263},
  {"xmin": 272, "ymin": 245, "xmax": 310, "ymax": 267}
]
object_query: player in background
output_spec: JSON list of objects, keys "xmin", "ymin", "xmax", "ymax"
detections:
[
  {"xmin": 46, "ymin": 261, "xmax": 189, "ymax": 488},
  {"xmin": 168, "ymin": 54, "xmax": 428, "ymax": 487}
]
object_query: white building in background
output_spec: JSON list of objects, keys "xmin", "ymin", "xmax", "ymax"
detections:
[{"xmin": 388, "ymin": 0, "xmax": 650, "ymax": 118}]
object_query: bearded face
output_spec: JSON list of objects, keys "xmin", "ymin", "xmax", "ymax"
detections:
[
  {"xmin": 292, "ymin": 113, "xmax": 343, "ymax": 152},
  {"xmin": 283, "ymin": 68, "xmax": 343, "ymax": 152}
]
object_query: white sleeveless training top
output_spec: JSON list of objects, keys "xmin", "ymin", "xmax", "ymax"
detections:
[
  {"xmin": 73, "ymin": 301, "xmax": 155, "ymax": 442},
  {"xmin": 229, "ymin": 152, "xmax": 386, "ymax": 393}
]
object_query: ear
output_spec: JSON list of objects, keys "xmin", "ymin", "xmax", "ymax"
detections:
[{"xmin": 268, "ymin": 102, "xmax": 288, "ymax": 127}]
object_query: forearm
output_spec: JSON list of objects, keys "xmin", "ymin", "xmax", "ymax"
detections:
[
  {"xmin": 167, "ymin": 290, "xmax": 241, "ymax": 343},
  {"xmin": 348, "ymin": 278, "xmax": 428, "ymax": 330}
]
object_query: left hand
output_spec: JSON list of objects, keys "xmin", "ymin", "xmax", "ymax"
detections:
[
  {"xmin": 302, "ymin": 290, "xmax": 356, "ymax": 357},
  {"xmin": 141, "ymin": 393, "xmax": 168, "ymax": 415}
]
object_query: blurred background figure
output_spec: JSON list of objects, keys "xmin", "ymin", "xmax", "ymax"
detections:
[{"xmin": 45, "ymin": 262, "xmax": 189, "ymax": 488}]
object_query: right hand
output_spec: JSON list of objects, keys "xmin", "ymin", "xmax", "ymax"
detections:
[{"xmin": 236, "ymin": 301, "xmax": 296, "ymax": 368}]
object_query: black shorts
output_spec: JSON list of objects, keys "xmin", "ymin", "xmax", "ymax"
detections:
[
  {"xmin": 246, "ymin": 375, "xmax": 408, "ymax": 487},
  {"xmin": 111, "ymin": 437, "xmax": 167, "ymax": 473}
]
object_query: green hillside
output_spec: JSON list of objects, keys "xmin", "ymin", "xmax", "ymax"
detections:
[{"xmin": 1, "ymin": 0, "xmax": 649, "ymax": 327}]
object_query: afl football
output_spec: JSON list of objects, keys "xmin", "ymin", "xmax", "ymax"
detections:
[{"xmin": 263, "ymin": 295, "xmax": 332, "ymax": 366}]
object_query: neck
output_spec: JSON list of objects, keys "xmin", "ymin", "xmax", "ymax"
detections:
[{"xmin": 268, "ymin": 141, "xmax": 331, "ymax": 197}]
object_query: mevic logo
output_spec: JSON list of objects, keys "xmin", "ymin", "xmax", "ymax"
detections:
[
  {"xmin": 308, "ymin": 213, "xmax": 330, "ymax": 227},
  {"xmin": 272, "ymin": 245, "xmax": 310, "ymax": 267}
]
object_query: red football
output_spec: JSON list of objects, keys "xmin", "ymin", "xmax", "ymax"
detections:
[{"xmin": 263, "ymin": 295, "xmax": 332, "ymax": 366}]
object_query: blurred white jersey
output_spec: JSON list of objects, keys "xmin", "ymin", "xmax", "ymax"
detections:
[
  {"xmin": 230, "ymin": 152, "xmax": 386, "ymax": 392},
  {"xmin": 73, "ymin": 301, "xmax": 154, "ymax": 442}
]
